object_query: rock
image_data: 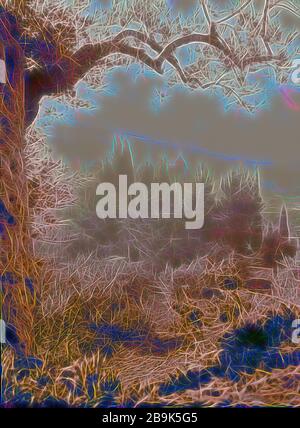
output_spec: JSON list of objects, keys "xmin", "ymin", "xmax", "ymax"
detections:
[
  {"xmin": 220, "ymin": 313, "xmax": 229, "ymax": 323},
  {"xmin": 201, "ymin": 287, "xmax": 215, "ymax": 299},
  {"xmin": 14, "ymin": 357, "xmax": 43, "ymax": 370},
  {"xmin": 244, "ymin": 279, "xmax": 272, "ymax": 292},
  {"xmin": 188, "ymin": 310, "xmax": 203, "ymax": 328},
  {"xmin": 223, "ymin": 278, "xmax": 238, "ymax": 290}
]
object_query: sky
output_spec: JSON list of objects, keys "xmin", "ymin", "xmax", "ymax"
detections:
[{"xmin": 35, "ymin": 0, "xmax": 300, "ymax": 201}]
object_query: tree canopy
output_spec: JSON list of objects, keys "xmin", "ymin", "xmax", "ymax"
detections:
[{"xmin": 1, "ymin": 0, "xmax": 299, "ymax": 124}]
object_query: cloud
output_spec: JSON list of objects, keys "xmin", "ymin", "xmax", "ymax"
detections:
[
  {"xmin": 50, "ymin": 69, "xmax": 300, "ymax": 198},
  {"xmin": 166, "ymin": 0, "xmax": 198, "ymax": 13}
]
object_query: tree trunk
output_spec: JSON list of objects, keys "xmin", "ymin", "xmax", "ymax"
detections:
[{"xmin": 0, "ymin": 38, "xmax": 37, "ymax": 354}]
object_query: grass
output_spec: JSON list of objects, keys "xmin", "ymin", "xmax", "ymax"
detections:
[
  {"xmin": 2, "ymin": 256, "xmax": 300, "ymax": 407},
  {"xmin": 1, "ymin": 0, "xmax": 300, "ymax": 408},
  {"xmin": 1, "ymin": 131, "xmax": 300, "ymax": 408}
]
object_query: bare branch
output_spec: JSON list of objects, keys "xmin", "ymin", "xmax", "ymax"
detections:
[
  {"xmin": 270, "ymin": 1, "xmax": 300, "ymax": 18},
  {"xmin": 155, "ymin": 32, "xmax": 233, "ymax": 66},
  {"xmin": 112, "ymin": 29, "xmax": 187, "ymax": 82},
  {"xmin": 258, "ymin": 0, "xmax": 274, "ymax": 55},
  {"xmin": 261, "ymin": 0, "xmax": 270, "ymax": 38},
  {"xmin": 154, "ymin": 30, "xmax": 280, "ymax": 72},
  {"xmin": 241, "ymin": 53, "xmax": 280, "ymax": 68},
  {"xmin": 200, "ymin": 1, "xmax": 211, "ymax": 26},
  {"xmin": 216, "ymin": 0, "xmax": 253, "ymax": 24},
  {"xmin": 25, "ymin": 1, "xmax": 298, "ymax": 124}
]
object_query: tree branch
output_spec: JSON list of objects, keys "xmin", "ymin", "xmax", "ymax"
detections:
[
  {"xmin": 270, "ymin": 1, "xmax": 300, "ymax": 19},
  {"xmin": 216, "ymin": 0, "xmax": 253, "ymax": 24},
  {"xmin": 25, "ymin": 39, "xmax": 163, "ymax": 125},
  {"xmin": 154, "ymin": 30, "xmax": 281, "ymax": 72},
  {"xmin": 241, "ymin": 53, "xmax": 280, "ymax": 68},
  {"xmin": 25, "ymin": 4, "xmax": 287, "ymax": 126},
  {"xmin": 108, "ymin": 29, "xmax": 187, "ymax": 82},
  {"xmin": 261, "ymin": 0, "xmax": 270, "ymax": 39},
  {"xmin": 200, "ymin": 1, "xmax": 211, "ymax": 26},
  {"xmin": 25, "ymin": 28, "xmax": 191, "ymax": 126}
]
